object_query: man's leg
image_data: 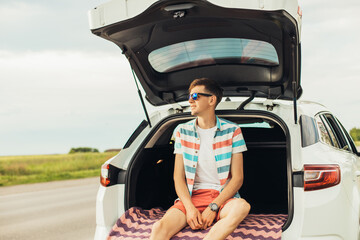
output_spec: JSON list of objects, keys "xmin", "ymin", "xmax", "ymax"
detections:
[
  {"xmin": 150, "ymin": 208, "xmax": 188, "ymax": 240},
  {"xmin": 204, "ymin": 198, "xmax": 251, "ymax": 240}
]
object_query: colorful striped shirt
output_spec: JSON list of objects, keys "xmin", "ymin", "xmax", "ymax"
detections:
[{"xmin": 173, "ymin": 116, "xmax": 247, "ymax": 197}]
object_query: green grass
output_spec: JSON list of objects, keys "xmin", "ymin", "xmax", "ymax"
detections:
[
  {"xmin": 0, "ymin": 152, "xmax": 118, "ymax": 187},
  {"xmin": 355, "ymin": 141, "xmax": 360, "ymax": 146}
]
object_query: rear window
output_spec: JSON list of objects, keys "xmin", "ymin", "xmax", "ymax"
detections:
[{"xmin": 148, "ymin": 38, "xmax": 279, "ymax": 73}]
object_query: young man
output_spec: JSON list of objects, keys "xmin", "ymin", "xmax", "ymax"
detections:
[{"xmin": 150, "ymin": 78, "xmax": 250, "ymax": 240}]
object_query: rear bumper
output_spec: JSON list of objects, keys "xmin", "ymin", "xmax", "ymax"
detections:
[
  {"xmin": 94, "ymin": 184, "xmax": 125, "ymax": 240},
  {"xmin": 94, "ymin": 226, "xmax": 112, "ymax": 240}
]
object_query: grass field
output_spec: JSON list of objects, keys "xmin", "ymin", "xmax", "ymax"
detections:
[
  {"xmin": 0, "ymin": 152, "xmax": 118, "ymax": 187},
  {"xmin": 1, "ymin": 140, "xmax": 358, "ymax": 187}
]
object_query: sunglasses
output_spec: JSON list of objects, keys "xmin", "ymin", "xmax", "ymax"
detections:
[{"xmin": 189, "ymin": 92, "xmax": 213, "ymax": 101}]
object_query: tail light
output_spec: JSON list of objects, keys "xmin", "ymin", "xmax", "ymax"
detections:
[
  {"xmin": 304, "ymin": 165, "xmax": 341, "ymax": 191},
  {"xmin": 100, "ymin": 164, "xmax": 110, "ymax": 187},
  {"xmin": 100, "ymin": 163, "xmax": 125, "ymax": 187}
]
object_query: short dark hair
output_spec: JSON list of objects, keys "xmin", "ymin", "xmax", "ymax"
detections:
[{"xmin": 189, "ymin": 78, "xmax": 223, "ymax": 106}]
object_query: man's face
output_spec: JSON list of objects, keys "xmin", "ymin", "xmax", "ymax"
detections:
[{"xmin": 188, "ymin": 85, "xmax": 215, "ymax": 116}]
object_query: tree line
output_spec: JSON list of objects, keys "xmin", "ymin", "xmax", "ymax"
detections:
[{"xmin": 69, "ymin": 147, "xmax": 99, "ymax": 154}]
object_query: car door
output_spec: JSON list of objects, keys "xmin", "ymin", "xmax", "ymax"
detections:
[
  {"xmin": 333, "ymin": 116, "xmax": 360, "ymax": 206},
  {"xmin": 320, "ymin": 113, "xmax": 360, "ymax": 230}
]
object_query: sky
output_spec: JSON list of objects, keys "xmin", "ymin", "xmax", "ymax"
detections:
[{"xmin": 0, "ymin": 0, "xmax": 359, "ymax": 156}]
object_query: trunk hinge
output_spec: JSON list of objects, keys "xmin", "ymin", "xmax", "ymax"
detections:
[
  {"xmin": 263, "ymin": 99, "xmax": 276, "ymax": 111},
  {"xmin": 291, "ymin": 37, "xmax": 298, "ymax": 124},
  {"xmin": 171, "ymin": 103, "xmax": 185, "ymax": 113},
  {"xmin": 237, "ymin": 91, "xmax": 256, "ymax": 110}
]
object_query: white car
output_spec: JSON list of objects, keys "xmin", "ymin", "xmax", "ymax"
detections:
[{"xmin": 88, "ymin": 0, "xmax": 360, "ymax": 239}]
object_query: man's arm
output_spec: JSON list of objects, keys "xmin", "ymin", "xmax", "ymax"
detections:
[
  {"xmin": 212, "ymin": 152, "xmax": 244, "ymax": 205},
  {"xmin": 201, "ymin": 152, "xmax": 244, "ymax": 229},
  {"xmin": 173, "ymin": 153, "xmax": 203, "ymax": 229}
]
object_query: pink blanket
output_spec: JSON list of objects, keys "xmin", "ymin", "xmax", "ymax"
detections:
[{"xmin": 108, "ymin": 207, "xmax": 287, "ymax": 240}]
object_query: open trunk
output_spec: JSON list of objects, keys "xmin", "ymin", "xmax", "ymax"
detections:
[{"xmin": 125, "ymin": 111, "xmax": 291, "ymax": 228}]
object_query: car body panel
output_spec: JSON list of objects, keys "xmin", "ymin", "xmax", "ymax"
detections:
[
  {"xmin": 301, "ymin": 139, "xmax": 360, "ymax": 239},
  {"xmin": 95, "ymin": 185, "xmax": 123, "ymax": 235},
  {"xmin": 93, "ymin": 100, "xmax": 360, "ymax": 240}
]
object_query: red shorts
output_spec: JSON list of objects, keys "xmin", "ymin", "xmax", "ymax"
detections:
[{"xmin": 170, "ymin": 189, "xmax": 236, "ymax": 222}]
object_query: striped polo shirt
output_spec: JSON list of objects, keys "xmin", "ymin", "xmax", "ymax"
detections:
[{"xmin": 173, "ymin": 116, "xmax": 247, "ymax": 197}]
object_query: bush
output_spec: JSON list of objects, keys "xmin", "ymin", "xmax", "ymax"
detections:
[
  {"xmin": 350, "ymin": 128, "xmax": 360, "ymax": 141},
  {"xmin": 69, "ymin": 147, "xmax": 99, "ymax": 154}
]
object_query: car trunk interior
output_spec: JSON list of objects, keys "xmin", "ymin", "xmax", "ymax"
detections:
[{"xmin": 126, "ymin": 113, "xmax": 289, "ymax": 218}]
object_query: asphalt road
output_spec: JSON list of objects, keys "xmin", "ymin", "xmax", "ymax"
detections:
[{"xmin": 0, "ymin": 177, "xmax": 100, "ymax": 240}]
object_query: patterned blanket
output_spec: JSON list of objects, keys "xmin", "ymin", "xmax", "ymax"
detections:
[{"xmin": 108, "ymin": 207, "xmax": 287, "ymax": 240}]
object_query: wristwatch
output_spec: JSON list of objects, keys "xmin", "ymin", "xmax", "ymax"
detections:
[{"xmin": 209, "ymin": 202, "xmax": 219, "ymax": 212}]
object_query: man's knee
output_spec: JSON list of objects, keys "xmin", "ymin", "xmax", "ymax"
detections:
[
  {"xmin": 232, "ymin": 198, "xmax": 251, "ymax": 216},
  {"xmin": 224, "ymin": 199, "xmax": 250, "ymax": 227},
  {"xmin": 240, "ymin": 199, "xmax": 251, "ymax": 213},
  {"xmin": 152, "ymin": 220, "xmax": 165, "ymax": 234},
  {"xmin": 151, "ymin": 219, "xmax": 171, "ymax": 239}
]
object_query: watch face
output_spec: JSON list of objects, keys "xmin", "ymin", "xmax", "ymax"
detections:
[{"xmin": 210, "ymin": 203, "xmax": 218, "ymax": 212}]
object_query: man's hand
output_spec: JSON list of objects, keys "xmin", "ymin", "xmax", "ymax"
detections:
[
  {"xmin": 201, "ymin": 207, "xmax": 217, "ymax": 229},
  {"xmin": 186, "ymin": 206, "xmax": 203, "ymax": 230}
]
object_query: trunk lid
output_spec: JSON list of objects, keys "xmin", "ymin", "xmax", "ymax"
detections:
[{"xmin": 90, "ymin": 0, "xmax": 302, "ymax": 106}]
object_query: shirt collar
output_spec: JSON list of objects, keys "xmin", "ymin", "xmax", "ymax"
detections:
[
  {"xmin": 215, "ymin": 116, "xmax": 222, "ymax": 131},
  {"xmin": 191, "ymin": 115, "xmax": 222, "ymax": 132}
]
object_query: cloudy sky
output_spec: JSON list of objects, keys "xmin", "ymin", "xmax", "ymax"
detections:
[{"xmin": 0, "ymin": 0, "xmax": 359, "ymax": 156}]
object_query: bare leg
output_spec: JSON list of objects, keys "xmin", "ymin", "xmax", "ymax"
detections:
[
  {"xmin": 150, "ymin": 208, "xmax": 188, "ymax": 240},
  {"xmin": 204, "ymin": 198, "xmax": 251, "ymax": 240}
]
